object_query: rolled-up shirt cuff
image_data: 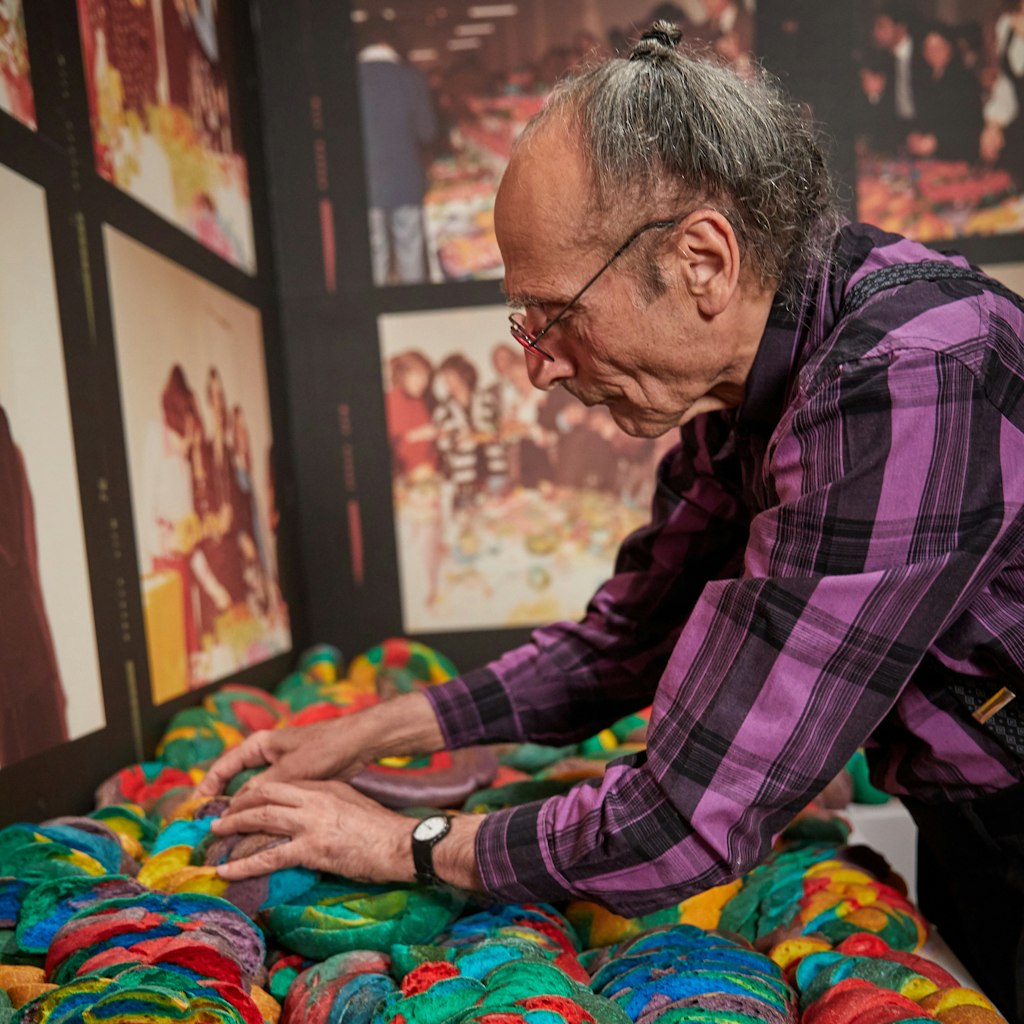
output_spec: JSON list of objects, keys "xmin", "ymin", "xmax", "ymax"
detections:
[
  {"xmin": 474, "ymin": 801, "xmax": 572, "ymax": 904},
  {"xmin": 423, "ymin": 667, "xmax": 525, "ymax": 749}
]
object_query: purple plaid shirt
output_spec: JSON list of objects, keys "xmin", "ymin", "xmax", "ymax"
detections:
[{"xmin": 425, "ymin": 223, "xmax": 1024, "ymax": 915}]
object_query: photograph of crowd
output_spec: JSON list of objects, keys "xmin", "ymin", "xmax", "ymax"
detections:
[
  {"xmin": 0, "ymin": 164, "xmax": 105, "ymax": 768},
  {"xmin": 773, "ymin": 0, "xmax": 1024, "ymax": 243},
  {"xmin": 76, "ymin": 0, "xmax": 256, "ymax": 271},
  {"xmin": 854, "ymin": 0, "xmax": 1024, "ymax": 241},
  {"xmin": 379, "ymin": 305, "xmax": 676, "ymax": 633},
  {"xmin": 106, "ymin": 227, "xmax": 289, "ymax": 704},
  {"xmin": 352, "ymin": 0, "xmax": 756, "ymax": 286},
  {"xmin": 0, "ymin": 0, "xmax": 35, "ymax": 129}
]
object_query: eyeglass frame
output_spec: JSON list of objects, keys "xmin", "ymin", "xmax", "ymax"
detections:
[{"xmin": 507, "ymin": 214, "xmax": 685, "ymax": 362}]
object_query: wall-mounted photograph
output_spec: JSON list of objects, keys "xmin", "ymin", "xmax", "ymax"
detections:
[
  {"xmin": 0, "ymin": 0, "xmax": 36, "ymax": 128},
  {"xmin": 352, "ymin": 0, "xmax": 756, "ymax": 286},
  {"xmin": 76, "ymin": 0, "xmax": 256, "ymax": 271},
  {"xmin": 105, "ymin": 227, "xmax": 289, "ymax": 704},
  {"xmin": 773, "ymin": 0, "xmax": 1024, "ymax": 244},
  {"xmin": 0, "ymin": 163, "xmax": 105, "ymax": 768},
  {"xmin": 378, "ymin": 304, "xmax": 675, "ymax": 633}
]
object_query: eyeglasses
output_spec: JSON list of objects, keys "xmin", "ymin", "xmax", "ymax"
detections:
[{"xmin": 508, "ymin": 216, "xmax": 684, "ymax": 362}]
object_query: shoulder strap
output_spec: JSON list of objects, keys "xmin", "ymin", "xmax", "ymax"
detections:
[{"xmin": 838, "ymin": 260, "xmax": 1024, "ymax": 323}]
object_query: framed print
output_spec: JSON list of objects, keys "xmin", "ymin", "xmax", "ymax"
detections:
[
  {"xmin": 842, "ymin": 0, "xmax": 1024, "ymax": 243},
  {"xmin": 105, "ymin": 226, "xmax": 289, "ymax": 704},
  {"xmin": 0, "ymin": 163, "xmax": 104, "ymax": 767},
  {"xmin": 0, "ymin": 0, "xmax": 36, "ymax": 128},
  {"xmin": 352, "ymin": 0, "xmax": 756, "ymax": 286},
  {"xmin": 76, "ymin": 0, "xmax": 256, "ymax": 271},
  {"xmin": 378, "ymin": 304, "xmax": 675, "ymax": 633}
]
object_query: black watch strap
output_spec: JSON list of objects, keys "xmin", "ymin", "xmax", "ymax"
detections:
[{"xmin": 411, "ymin": 814, "xmax": 452, "ymax": 887}]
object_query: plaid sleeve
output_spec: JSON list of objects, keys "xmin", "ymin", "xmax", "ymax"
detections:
[
  {"xmin": 425, "ymin": 416, "xmax": 751, "ymax": 749},
  {"xmin": 473, "ymin": 347, "xmax": 1024, "ymax": 915}
]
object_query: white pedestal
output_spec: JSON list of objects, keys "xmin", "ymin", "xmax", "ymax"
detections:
[
  {"xmin": 845, "ymin": 800, "xmax": 919, "ymax": 899},
  {"xmin": 845, "ymin": 801, "xmax": 981, "ymax": 989}
]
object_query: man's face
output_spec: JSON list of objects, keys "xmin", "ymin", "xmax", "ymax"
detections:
[
  {"xmin": 873, "ymin": 15, "xmax": 900, "ymax": 50},
  {"xmin": 922, "ymin": 32, "xmax": 952, "ymax": 74},
  {"xmin": 441, "ymin": 368, "xmax": 469, "ymax": 404},
  {"xmin": 494, "ymin": 126, "xmax": 744, "ymax": 439},
  {"xmin": 404, "ymin": 364, "xmax": 430, "ymax": 398}
]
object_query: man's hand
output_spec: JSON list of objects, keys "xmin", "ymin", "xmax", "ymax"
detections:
[
  {"xmin": 195, "ymin": 718, "xmax": 372, "ymax": 797},
  {"xmin": 195, "ymin": 690, "xmax": 447, "ymax": 798},
  {"xmin": 210, "ymin": 779, "xmax": 485, "ymax": 892},
  {"xmin": 210, "ymin": 779, "xmax": 413, "ymax": 883}
]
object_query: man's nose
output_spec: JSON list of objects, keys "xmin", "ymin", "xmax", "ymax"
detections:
[{"xmin": 525, "ymin": 346, "xmax": 574, "ymax": 391}]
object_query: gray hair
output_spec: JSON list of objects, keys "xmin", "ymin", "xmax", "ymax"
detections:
[{"xmin": 520, "ymin": 22, "xmax": 842, "ymax": 308}]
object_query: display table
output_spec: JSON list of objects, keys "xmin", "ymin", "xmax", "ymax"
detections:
[
  {"xmin": 846, "ymin": 801, "xmax": 919, "ymax": 899},
  {"xmin": 847, "ymin": 801, "xmax": 986, "ymax": 994}
]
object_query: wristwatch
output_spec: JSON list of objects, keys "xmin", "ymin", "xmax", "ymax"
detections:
[{"xmin": 411, "ymin": 813, "xmax": 452, "ymax": 887}]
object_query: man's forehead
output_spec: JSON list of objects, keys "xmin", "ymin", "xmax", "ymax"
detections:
[
  {"xmin": 503, "ymin": 135, "xmax": 588, "ymax": 218},
  {"xmin": 495, "ymin": 123, "xmax": 592, "ymax": 296}
]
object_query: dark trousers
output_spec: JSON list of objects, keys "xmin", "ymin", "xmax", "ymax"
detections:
[{"xmin": 903, "ymin": 782, "xmax": 1024, "ymax": 1024}]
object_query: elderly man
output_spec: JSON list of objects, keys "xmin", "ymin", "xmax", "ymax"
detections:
[{"xmin": 201, "ymin": 24, "xmax": 1024, "ymax": 1019}]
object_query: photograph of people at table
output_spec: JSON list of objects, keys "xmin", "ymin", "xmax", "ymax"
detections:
[
  {"xmin": 352, "ymin": 0, "xmax": 757, "ymax": 285},
  {"xmin": 200, "ymin": 23, "xmax": 1024, "ymax": 1023},
  {"xmin": 379, "ymin": 306, "xmax": 673, "ymax": 635},
  {"xmin": 771, "ymin": 0, "xmax": 1024, "ymax": 244}
]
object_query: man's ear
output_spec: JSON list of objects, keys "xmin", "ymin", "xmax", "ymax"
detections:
[{"xmin": 672, "ymin": 210, "xmax": 741, "ymax": 316}]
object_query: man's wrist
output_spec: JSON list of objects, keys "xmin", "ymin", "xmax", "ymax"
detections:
[
  {"xmin": 430, "ymin": 813, "xmax": 485, "ymax": 893},
  {"xmin": 411, "ymin": 813, "xmax": 452, "ymax": 886},
  {"xmin": 359, "ymin": 690, "xmax": 446, "ymax": 762}
]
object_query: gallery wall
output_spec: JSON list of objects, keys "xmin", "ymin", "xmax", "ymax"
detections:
[
  {"xmin": 0, "ymin": 0, "xmax": 302, "ymax": 824},
  {"xmin": 252, "ymin": 0, "xmax": 1024, "ymax": 679},
  {"xmin": 3, "ymin": 0, "xmax": 1024, "ymax": 824}
]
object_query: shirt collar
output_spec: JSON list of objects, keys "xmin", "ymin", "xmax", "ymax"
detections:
[
  {"xmin": 734, "ymin": 293, "xmax": 803, "ymax": 437},
  {"xmin": 733, "ymin": 222, "xmax": 856, "ymax": 437},
  {"xmin": 893, "ymin": 35, "xmax": 913, "ymax": 61}
]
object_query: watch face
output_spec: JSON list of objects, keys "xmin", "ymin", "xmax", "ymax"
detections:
[{"xmin": 413, "ymin": 816, "xmax": 448, "ymax": 842}]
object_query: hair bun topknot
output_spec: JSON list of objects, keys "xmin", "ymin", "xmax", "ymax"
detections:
[{"xmin": 629, "ymin": 20, "xmax": 683, "ymax": 60}]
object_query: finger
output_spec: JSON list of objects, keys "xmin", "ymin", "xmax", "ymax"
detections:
[
  {"xmin": 212, "ymin": 802, "xmax": 304, "ymax": 838},
  {"xmin": 287, "ymin": 778, "xmax": 348, "ymax": 796},
  {"xmin": 286, "ymin": 779, "xmax": 378, "ymax": 813},
  {"xmin": 216, "ymin": 840, "xmax": 301, "ymax": 881},
  {"xmin": 218, "ymin": 781, "xmax": 306, "ymax": 816},
  {"xmin": 242, "ymin": 758, "xmax": 295, "ymax": 790},
  {"xmin": 231, "ymin": 761, "xmax": 290, "ymax": 799},
  {"xmin": 233, "ymin": 727, "xmax": 331, "ymax": 792},
  {"xmin": 195, "ymin": 731, "xmax": 276, "ymax": 796}
]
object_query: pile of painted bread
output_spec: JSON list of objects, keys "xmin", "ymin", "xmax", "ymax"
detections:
[{"xmin": 0, "ymin": 643, "xmax": 1006, "ymax": 1022}]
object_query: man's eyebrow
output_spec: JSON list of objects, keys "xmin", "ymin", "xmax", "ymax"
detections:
[
  {"xmin": 504, "ymin": 291, "xmax": 571, "ymax": 310},
  {"xmin": 504, "ymin": 292, "xmax": 544, "ymax": 309}
]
